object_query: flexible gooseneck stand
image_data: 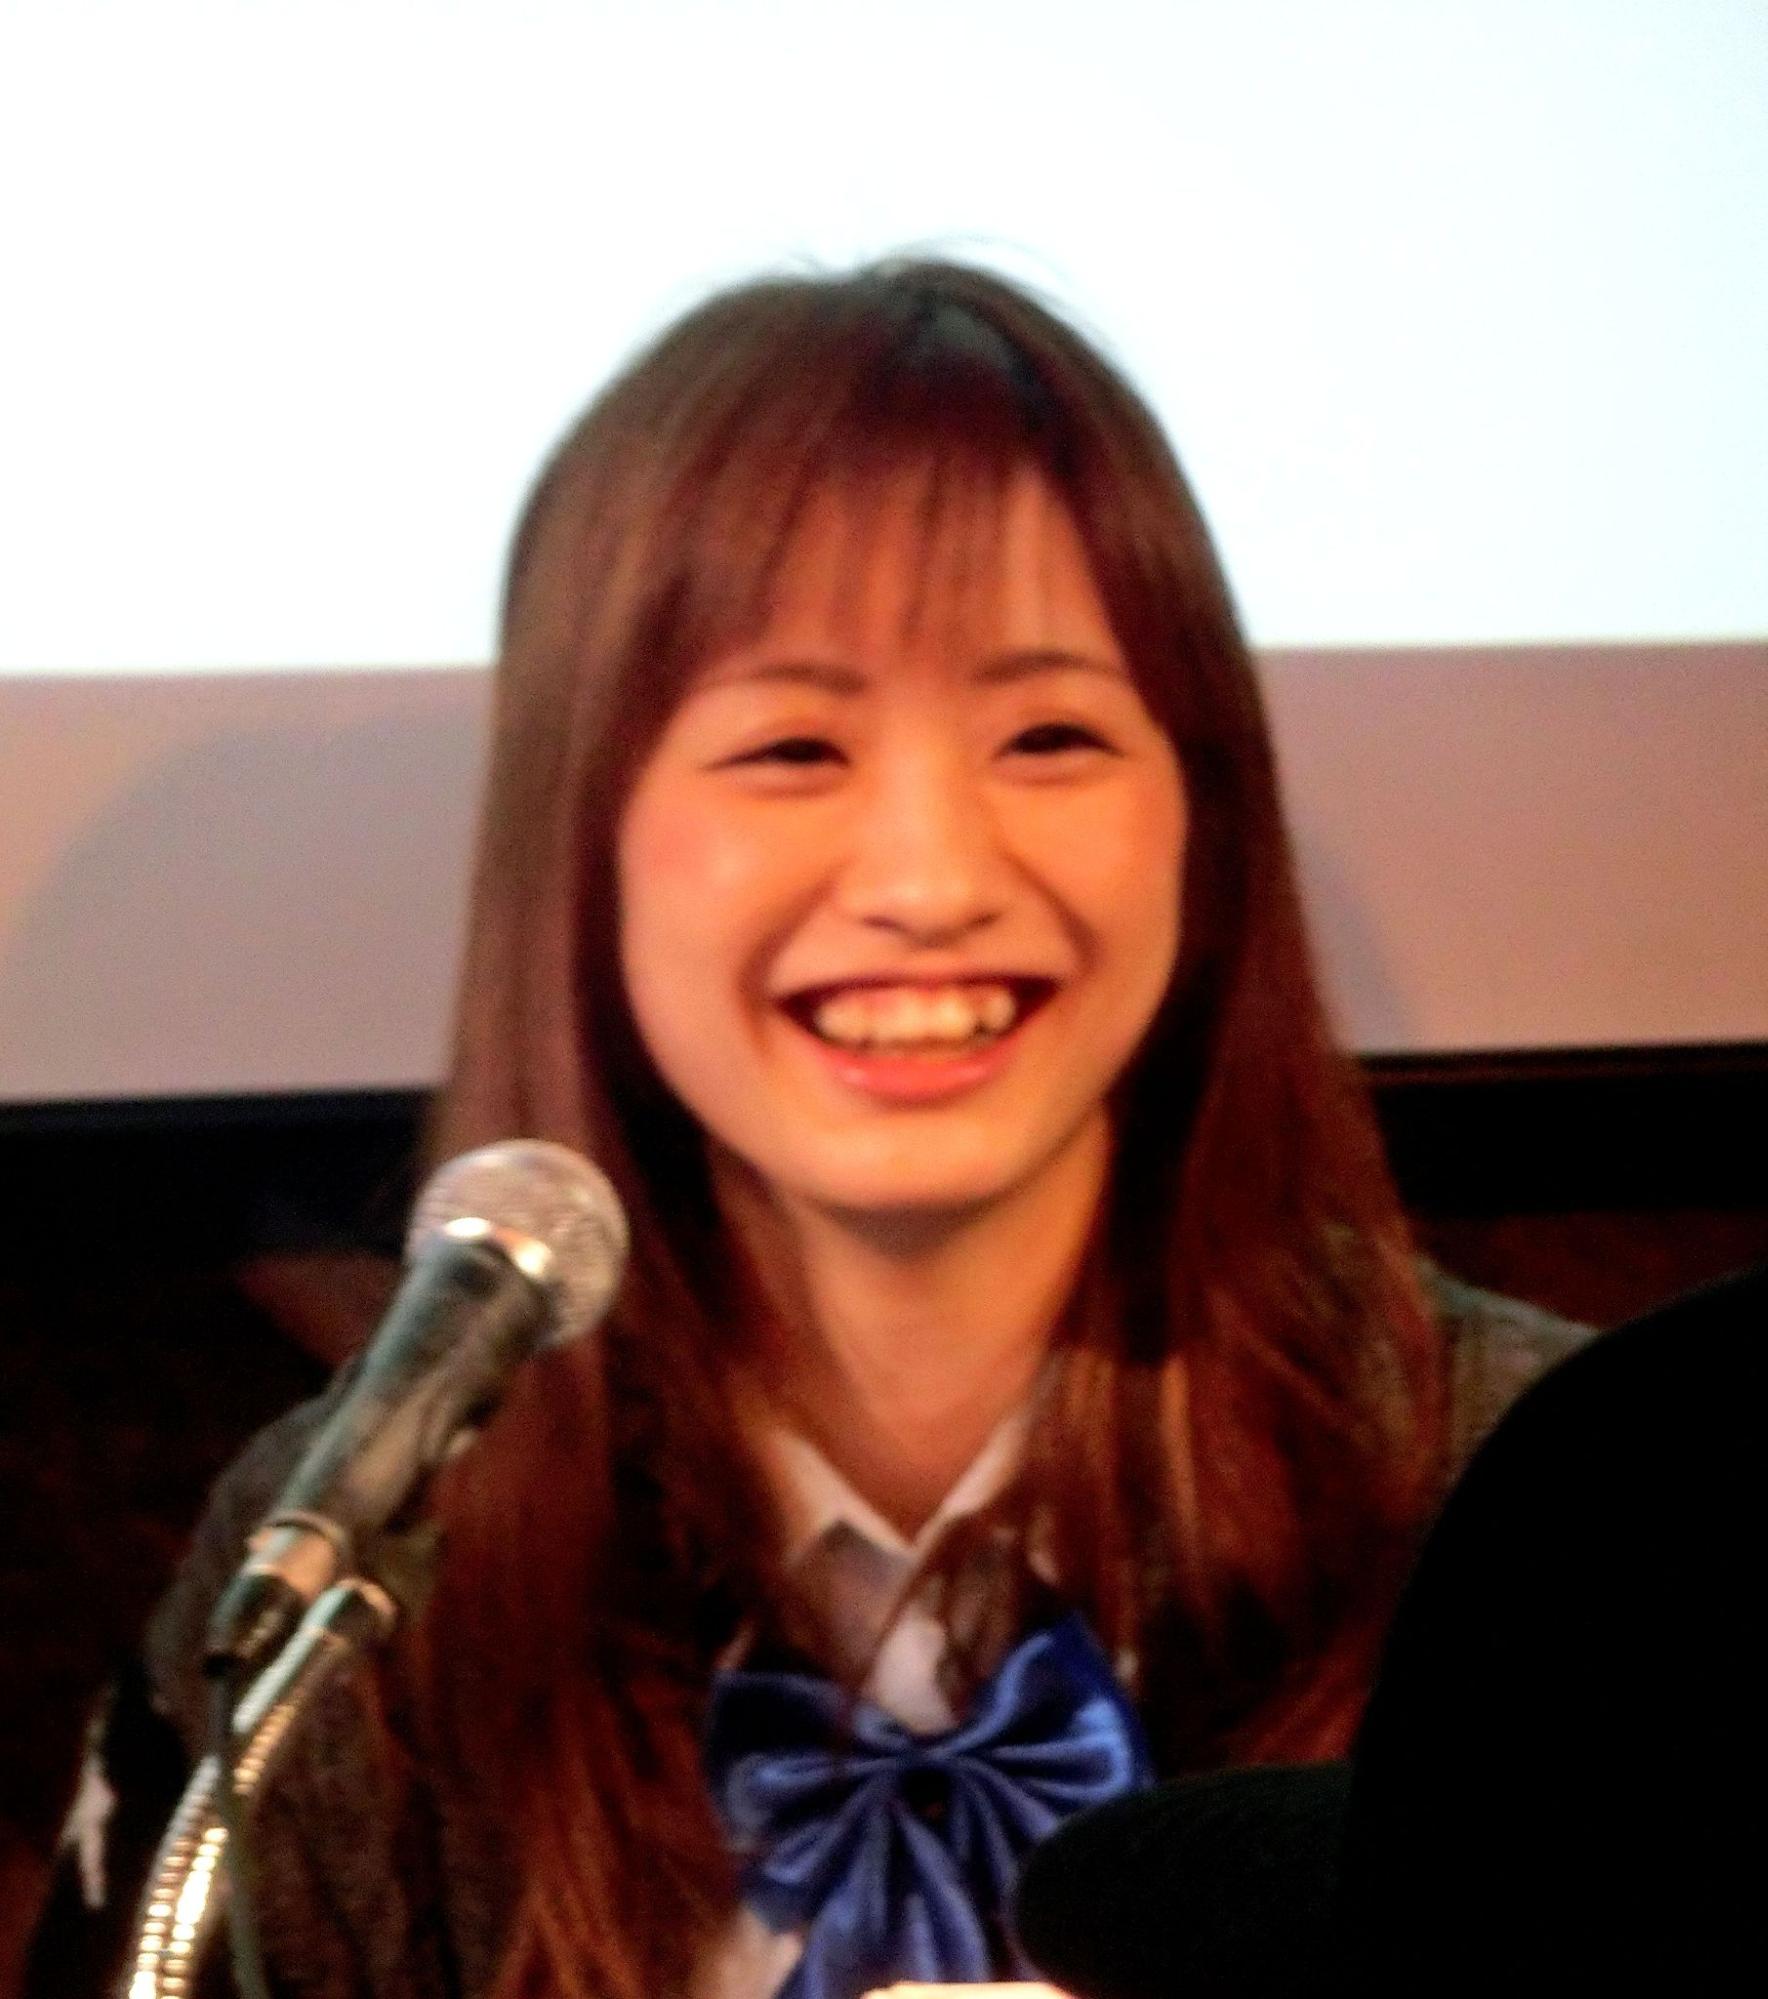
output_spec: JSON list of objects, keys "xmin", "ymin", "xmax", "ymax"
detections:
[{"xmin": 118, "ymin": 1578, "xmax": 397, "ymax": 1999}]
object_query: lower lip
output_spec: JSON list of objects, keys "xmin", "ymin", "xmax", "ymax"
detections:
[{"xmin": 794, "ymin": 1020, "xmax": 1028, "ymax": 1103}]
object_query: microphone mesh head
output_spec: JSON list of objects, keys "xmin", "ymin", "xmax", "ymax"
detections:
[{"xmin": 405, "ymin": 1139, "xmax": 629, "ymax": 1344}]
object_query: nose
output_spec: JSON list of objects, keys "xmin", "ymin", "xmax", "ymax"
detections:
[{"xmin": 835, "ymin": 743, "xmax": 1010, "ymax": 947}]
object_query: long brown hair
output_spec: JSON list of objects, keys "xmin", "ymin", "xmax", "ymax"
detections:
[{"xmin": 413, "ymin": 260, "xmax": 1442, "ymax": 1999}]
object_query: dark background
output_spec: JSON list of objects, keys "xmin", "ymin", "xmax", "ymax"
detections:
[{"xmin": 4, "ymin": 1044, "xmax": 1767, "ymax": 1990}]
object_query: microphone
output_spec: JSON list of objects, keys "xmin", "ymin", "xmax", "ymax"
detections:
[{"xmin": 204, "ymin": 1139, "xmax": 628, "ymax": 1677}]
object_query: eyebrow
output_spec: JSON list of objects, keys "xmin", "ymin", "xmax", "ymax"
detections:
[
  {"xmin": 700, "ymin": 659, "xmax": 868, "ymax": 696},
  {"xmin": 972, "ymin": 646, "xmax": 1129, "ymax": 684},
  {"xmin": 702, "ymin": 647, "xmax": 1127, "ymax": 695}
]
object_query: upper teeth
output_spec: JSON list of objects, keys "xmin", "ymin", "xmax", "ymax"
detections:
[{"xmin": 810, "ymin": 982, "xmax": 1020, "ymax": 1049}]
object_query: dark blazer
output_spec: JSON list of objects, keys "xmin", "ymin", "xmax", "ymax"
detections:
[{"xmin": 26, "ymin": 1274, "xmax": 1589, "ymax": 1999}]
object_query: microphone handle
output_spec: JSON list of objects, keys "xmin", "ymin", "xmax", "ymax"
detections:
[{"xmin": 205, "ymin": 1234, "xmax": 550, "ymax": 1675}]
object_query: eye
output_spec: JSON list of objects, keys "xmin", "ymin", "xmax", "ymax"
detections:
[
  {"xmin": 1003, "ymin": 721, "xmax": 1117, "ymax": 758},
  {"xmin": 707, "ymin": 733, "xmax": 851, "ymax": 791},
  {"xmin": 725, "ymin": 735, "xmax": 846, "ymax": 768}
]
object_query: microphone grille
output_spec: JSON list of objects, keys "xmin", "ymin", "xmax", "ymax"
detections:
[{"xmin": 406, "ymin": 1139, "xmax": 629, "ymax": 1344}]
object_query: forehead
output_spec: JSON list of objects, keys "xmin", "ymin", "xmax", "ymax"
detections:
[{"xmin": 742, "ymin": 463, "xmax": 1119, "ymax": 664}]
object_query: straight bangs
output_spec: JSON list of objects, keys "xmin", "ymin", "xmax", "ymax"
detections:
[{"xmin": 574, "ymin": 273, "xmax": 1095, "ymax": 807}]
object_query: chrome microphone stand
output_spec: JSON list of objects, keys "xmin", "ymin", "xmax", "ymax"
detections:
[{"xmin": 117, "ymin": 1577, "xmax": 397, "ymax": 1999}]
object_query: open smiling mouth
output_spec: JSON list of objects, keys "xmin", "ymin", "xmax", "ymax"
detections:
[{"xmin": 778, "ymin": 978, "xmax": 1058, "ymax": 1059}]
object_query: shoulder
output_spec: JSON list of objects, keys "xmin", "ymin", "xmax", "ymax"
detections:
[
  {"xmin": 137, "ymin": 1379, "xmax": 478, "ymax": 1996},
  {"xmin": 1422, "ymin": 1262, "xmax": 1595, "ymax": 1478},
  {"xmin": 31, "ymin": 1381, "xmax": 416, "ymax": 1996}
]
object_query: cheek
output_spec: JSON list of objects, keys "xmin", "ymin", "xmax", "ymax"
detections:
[
  {"xmin": 619, "ymin": 800, "xmax": 706, "ymax": 1039},
  {"xmin": 615, "ymin": 781, "xmax": 803, "ymax": 1029},
  {"xmin": 620, "ymin": 787, "xmax": 750, "ymax": 899},
  {"xmin": 1039, "ymin": 776, "xmax": 1188, "ymax": 983}
]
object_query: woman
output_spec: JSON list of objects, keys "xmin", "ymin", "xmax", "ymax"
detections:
[{"xmin": 41, "ymin": 260, "xmax": 1580, "ymax": 1999}]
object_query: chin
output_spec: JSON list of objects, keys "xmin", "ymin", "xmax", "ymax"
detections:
[
  {"xmin": 828, "ymin": 1177, "xmax": 1010, "ymax": 1223},
  {"xmin": 777, "ymin": 1131, "xmax": 1079, "ymax": 1235},
  {"xmin": 809, "ymin": 1188, "xmax": 1024, "ymax": 1252}
]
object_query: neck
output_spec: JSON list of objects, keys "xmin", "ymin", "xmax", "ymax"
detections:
[{"xmin": 721, "ymin": 1117, "xmax": 1110, "ymax": 1538}]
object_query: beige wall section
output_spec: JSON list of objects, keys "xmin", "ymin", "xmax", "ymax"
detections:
[
  {"xmin": 0, "ymin": 669, "xmax": 491, "ymax": 1101},
  {"xmin": 0, "ymin": 644, "xmax": 1763, "ymax": 1102},
  {"xmin": 1260, "ymin": 642, "xmax": 1768, "ymax": 1053}
]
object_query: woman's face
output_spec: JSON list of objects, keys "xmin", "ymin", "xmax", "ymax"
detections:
[{"xmin": 616, "ymin": 468, "xmax": 1186, "ymax": 1227}]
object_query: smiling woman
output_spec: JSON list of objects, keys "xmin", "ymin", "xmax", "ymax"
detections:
[
  {"xmin": 619, "ymin": 473, "xmax": 1184, "ymax": 1214},
  {"xmin": 617, "ymin": 469, "xmax": 1188, "ymax": 1535},
  {"xmin": 33, "ymin": 262, "xmax": 1584, "ymax": 1999}
]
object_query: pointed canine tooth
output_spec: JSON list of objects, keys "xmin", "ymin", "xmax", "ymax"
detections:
[{"xmin": 977, "ymin": 986, "xmax": 1017, "ymax": 1033}]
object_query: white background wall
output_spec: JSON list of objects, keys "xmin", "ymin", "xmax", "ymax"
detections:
[{"xmin": 2, "ymin": 2, "xmax": 1763, "ymax": 1100}]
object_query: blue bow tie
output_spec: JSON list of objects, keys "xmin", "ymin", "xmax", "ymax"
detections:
[{"xmin": 705, "ymin": 1612, "xmax": 1150, "ymax": 1999}]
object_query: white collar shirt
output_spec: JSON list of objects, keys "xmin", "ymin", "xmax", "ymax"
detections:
[{"xmin": 704, "ymin": 1404, "xmax": 1033, "ymax": 1999}]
